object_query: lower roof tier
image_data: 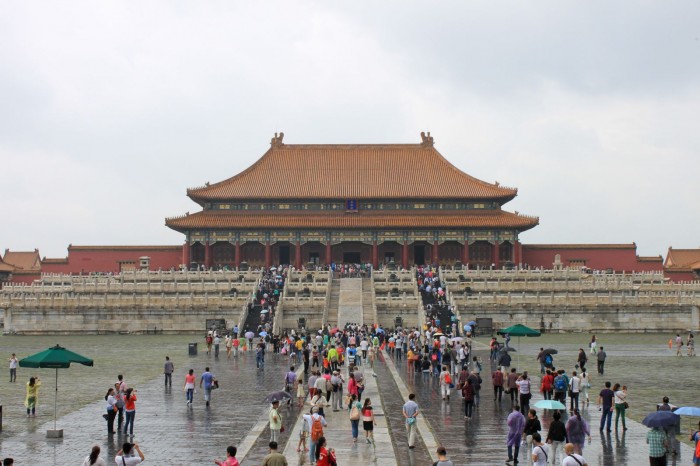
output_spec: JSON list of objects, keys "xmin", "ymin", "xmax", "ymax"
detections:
[{"xmin": 165, "ymin": 209, "xmax": 539, "ymax": 232}]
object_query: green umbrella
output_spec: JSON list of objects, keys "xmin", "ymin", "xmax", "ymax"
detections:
[
  {"xmin": 497, "ymin": 324, "xmax": 541, "ymax": 371},
  {"xmin": 19, "ymin": 344, "xmax": 94, "ymax": 435}
]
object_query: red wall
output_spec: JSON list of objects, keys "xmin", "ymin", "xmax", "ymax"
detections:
[
  {"xmin": 665, "ymin": 270, "xmax": 698, "ymax": 283},
  {"xmin": 521, "ymin": 245, "xmax": 663, "ymax": 273},
  {"xmin": 42, "ymin": 246, "xmax": 182, "ymax": 274}
]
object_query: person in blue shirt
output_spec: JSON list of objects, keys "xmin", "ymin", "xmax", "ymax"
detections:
[{"xmin": 200, "ymin": 367, "xmax": 216, "ymax": 407}]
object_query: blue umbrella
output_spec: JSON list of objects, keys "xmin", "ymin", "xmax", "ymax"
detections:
[
  {"xmin": 259, "ymin": 331, "xmax": 268, "ymax": 337},
  {"xmin": 534, "ymin": 400, "xmax": 566, "ymax": 410},
  {"xmin": 463, "ymin": 325, "xmax": 472, "ymax": 332},
  {"xmin": 467, "ymin": 321, "xmax": 477, "ymax": 326},
  {"xmin": 376, "ymin": 328, "xmax": 385, "ymax": 334},
  {"xmin": 674, "ymin": 406, "xmax": 700, "ymax": 416},
  {"xmin": 642, "ymin": 411, "xmax": 679, "ymax": 428}
]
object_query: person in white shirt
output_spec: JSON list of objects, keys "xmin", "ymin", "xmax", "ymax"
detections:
[
  {"xmin": 9, "ymin": 353, "xmax": 18, "ymax": 382},
  {"xmin": 569, "ymin": 371, "xmax": 581, "ymax": 412},
  {"xmin": 114, "ymin": 442, "xmax": 145, "ymax": 465},
  {"xmin": 531, "ymin": 433, "xmax": 550, "ymax": 466},
  {"xmin": 561, "ymin": 442, "xmax": 588, "ymax": 466}
]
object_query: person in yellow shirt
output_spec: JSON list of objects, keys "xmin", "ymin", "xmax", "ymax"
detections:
[
  {"xmin": 25, "ymin": 376, "xmax": 41, "ymax": 417},
  {"xmin": 407, "ymin": 349, "xmax": 415, "ymax": 374}
]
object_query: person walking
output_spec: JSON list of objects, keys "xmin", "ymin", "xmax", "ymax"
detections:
[
  {"xmin": 433, "ymin": 446, "xmax": 455, "ymax": 466},
  {"xmin": 262, "ymin": 441, "xmax": 288, "ymax": 466},
  {"xmin": 561, "ymin": 443, "xmax": 588, "ymax": 466},
  {"xmin": 348, "ymin": 394, "xmax": 362, "ymax": 443},
  {"xmin": 8, "ymin": 353, "xmax": 18, "ymax": 382},
  {"xmin": 579, "ymin": 370, "xmax": 590, "ymax": 407},
  {"xmin": 304, "ymin": 406, "xmax": 327, "ymax": 463},
  {"xmin": 613, "ymin": 384, "xmax": 628, "ymax": 431},
  {"xmin": 284, "ymin": 366, "xmax": 297, "ymax": 406},
  {"xmin": 569, "ymin": 371, "xmax": 581, "ymax": 412},
  {"xmin": 506, "ymin": 404, "xmax": 526, "ymax": 465},
  {"xmin": 213, "ymin": 334, "xmax": 221, "ymax": 358},
  {"xmin": 114, "ymin": 381, "xmax": 125, "ymax": 431},
  {"xmin": 314, "ymin": 436, "xmax": 336, "ymax": 466},
  {"xmin": 163, "ymin": 356, "xmax": 174, "ymax": 388},
  {"xmin": 590, "ymin": 335, "xmax": 597, "ymax": 355},
  {"xmin": 200, "ymin": 367, "xmax": 216, "ymax": 407},
  {"xmin": 597, "ymin": 347, "xmax": 606, "ymax": 375},
  {"xmin": 184, "ymin": 368, "xmax": 196, "ymax": 406},
  {"xmin": 81, "ymin": 445, "xmax": 106, "ymax": 466},
  {"xmin": 516, "ymin": 372, "xmax": 532, "ymax": 415},
  {"xmin": 105, "ymin": 388, "xmax": 118, "ymax": 434},
  {"xmin": 468, "ymin": 370, "xmax": 482, "ymax": 407},
  {"xmin": 531, "ymin": 433, "xmax": 550, "ymax": 466},
  {"xmin": 225, "ymin": 335, "xmax": 233, "ymax": 359},
  {"xmin": 523, "ymin": 409, "xmax": 542, "ymax": 460},
  {"xmin": 507, "ymin": 368, "xmax": 519, "ymax": 405},
  {"xmin": 565, "ymin": 409, "xmax": 591, "ymax": 455},
  {"xmin": 598, "ymin": 381, "xmax": 615, "ymax": 432},
  {"xmin": 331, "ymin": 371, "xmax": 344, "ymax": 411},
  {"xmin": 214, "ymin": 445, "xmax": 239, "ymax": 466},
  {"xmin": 403, "ymin": 393, "xmax": 420, "ymax": 449},
  {"xmin": 439, "ymin": 365, "xmax": 452, "ymax": 401},
  {"xmin": 577, "ymin": 349, "xmax": 588, "ymax": 372},
  {"xmin": 493, "ymin": 369, "xmax": 504, "ymax": 402},
  {"xmin": 461, "ymin": 377, "xmax": 475, "ymax": 419},
  {"xmin": 541, "ymin": 370, "xmax": 554, "ymax": 401},
  {"xmin": 546, "ymin": 411, "xmax": 567, "ymax": 465},
  {"xmin": 361, "ymin": 398, "xmax": 377, "ymax": 444},
  {"xmin": 690, "ymin": 421, "xmax": 700, "ymax": 465},
  {"xmin": 24, "ymin": 376, "xmax": 41, "ymax": 417},
  {"xmin": 122, "ymin": 388, "xmax": 137, "ymax": 437},
  {"xmin": 647, "ymin": 426, "xmax": 668, "ymax": 466},
  {"xmin": 269, "ymin": 400, "xmax": 282, "ymax": 443}
]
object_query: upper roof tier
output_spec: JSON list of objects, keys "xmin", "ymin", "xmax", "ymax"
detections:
[{"xmin": 187, "ymin": 133, "xmax": 518, "ymax": 203}]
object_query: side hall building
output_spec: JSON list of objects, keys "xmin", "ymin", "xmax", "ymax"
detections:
[{"xmin": 165, "ymin": 133, "xmax": 540, "ymax": 270}]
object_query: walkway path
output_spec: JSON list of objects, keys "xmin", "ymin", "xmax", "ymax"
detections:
[
  {"xmin": 336, "ymin": 278, "xmax": 362, "ymax": 328},
  {"xmin": 282, "ymin": 357, "xmax": 396, "ymax": 465}
]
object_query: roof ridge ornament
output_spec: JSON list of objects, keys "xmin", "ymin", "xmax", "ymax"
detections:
[
  {"xmin": 420, "ymin": 131, "xmax": 434, "ymax": 147},
  {"xmin": 271, "ymin": 132, "xmax": 285, "ymax": 148}
]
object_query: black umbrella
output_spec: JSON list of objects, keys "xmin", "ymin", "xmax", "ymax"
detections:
[
  {"xmin": 542, "ymin": 348, "xmax": 558, "ymax": 355},
  {"xmin": 264, "ymin": 391, "xmax": 292, "ymax": 403},
  {"xmin": 642, "ymin": 411, "xmax": 679, "ymax": 428}
]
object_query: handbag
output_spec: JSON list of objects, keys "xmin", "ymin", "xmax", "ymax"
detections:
[
  {"xmin": 623, "ymin": 401, "xmax": 629, "ymax": 409},
  {"xmin": 280, "ymin": 425, "xmax": 285, "ymax": 433}
]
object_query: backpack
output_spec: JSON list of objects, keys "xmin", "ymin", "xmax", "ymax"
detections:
[
  {"xmin": 695, "ymin": 432, "xmax": 700, "ymax": 458},
  {"xmin": 544, "ymin": 354, "xmax": 553, "ymax": 366},
  {"xmin": 349, "ymin": 403, "xmax": 360, "ymax": 421},
  {"xmin": 445, "ymin": 373, "xmax": 452, "ymax": 384},
  {"xmin": 311, "ymin": 416, "xmax": 324, "ymax": 441},
  {"xmin": 431, "ymin": 354, "xmax": 438, "ymax": 361},
  {"xmin": 554, "ymin": 377, "xmax": 567, "ymax": 392}
]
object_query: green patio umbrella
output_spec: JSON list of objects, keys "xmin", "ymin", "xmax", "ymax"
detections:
[
  {"xmin": 19, "ymin": 344, "xmax": 94, "ymax": 437},
  {"xmin": 497, "ymin": 324, "xmax": 541, "ymax": 371}
]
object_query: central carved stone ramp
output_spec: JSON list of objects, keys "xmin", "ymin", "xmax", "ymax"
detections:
[
  {"xmin": 336, "ymin": 278, "xmax": 363, "ymax": 327},
  {"xmin": 362, "ymin": 277, "xmax": 375, "ymax": 325}
]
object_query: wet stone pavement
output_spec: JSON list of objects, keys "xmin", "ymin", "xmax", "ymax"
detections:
[
  {"xmin": 0, "ymin": 338, "xmax": 696, "ymax": 465},
  {"xmin": 386, "ymin": 344, "xmax": 694, "ymax": 465},
  {"xmin": 0, "ymin": 349, "xmax": 309, "ymax": 465}
]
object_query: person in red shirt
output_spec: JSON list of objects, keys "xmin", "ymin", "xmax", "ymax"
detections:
[
  {"xmin": 492, "ymin": 370, "xmax": 504, "ymax": 402},
  {"xmin": 541, "ymin": 370, "xmax": 555, "ymax": 400},
  {"xmin": 314, "ymin": 436, "xmax": 336, "ymax": 466}
]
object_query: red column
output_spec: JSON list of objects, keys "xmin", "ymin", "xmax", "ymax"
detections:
[
  {"xmin": 295, "ymin": 241, "xmax": 302, "ymax": 269},
  {"xmin": 234, "ymin": 241, "xmax": 241, "ymax": 267},
  {"xmin": 265, "ymin": 241, "xmax": 272, "ymax": 268},
  {"xmin": 513, "ymin": 240, "xmax": 520, "ymax": 266},
  {"xmin": 462, "ymin": 242, "xmax": 469, "ymax": 265},
  {"xmin": 493, "ymin": 241, "xmax": 500, "ymax": 269},
  {"xmin": 204, "ymin": 242, "xmax": 212, "ymax": 269},
  {"xmin": 432, "ymin": 242, "xmax": 439, "ymax": 265},
  {"xmin": 372, "ymin": 241, "xmax": 378, "ymax": 268},
  {"xmin": 326, "ymin": 242, "xmax": 332, "ymax": 265},
  {"xmin": 402, "ymin": 242, "xmax": 409, "ymax": 269},
  {"xmin": 182, "ymin": 242, "xmax": 190, "ymax": 268}
]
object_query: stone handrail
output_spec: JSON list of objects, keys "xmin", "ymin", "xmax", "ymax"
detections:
[
  {"xmin": 439, "ymin": 267, "xmax": 667, "ymax": 283},
  {"xmin": 321, "ymin": 269, "xmax": 334, "ymax": 329},
  {"xmin": 2, "ymin": 293, "xmax": 251, "ymax": 310},
  {"xmin": 371, "ymin": 274, "xmax": 378, "ymax": 327},
  {"xmin": 452, "ymin": 290, "xmax": 700, "ymax": 306}
]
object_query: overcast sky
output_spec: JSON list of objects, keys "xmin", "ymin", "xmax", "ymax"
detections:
[{"xmin": 1, "ymin": 1, "xmax": 699, "ymax": 259}]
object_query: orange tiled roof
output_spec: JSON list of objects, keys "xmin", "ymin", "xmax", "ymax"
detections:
[
  {"xmin": 187, "ymin": 135, "xmax": 518, "ymax": 202},
  {"xmin": 665, "ymin": 248, "xmax": 700, "ymax": 270},
  {"xmin": 3, "ymin": 250, "xmax": 41, "ymax": 272},
  {"xmin": 637, "ymin": 256, "xmax": 663, "ymax": 262},
  {"xmin": 0, "ymin": 257, "xmax": 14, "ymax": 273},
  {"xmin": 166, "ymin": 209, "xmax": 539, "ymax": 231}
]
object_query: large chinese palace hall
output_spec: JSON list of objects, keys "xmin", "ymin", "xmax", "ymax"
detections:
[{"xmin": 166, "ymin": 133, "xmax": 539, "ymax": 269}]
